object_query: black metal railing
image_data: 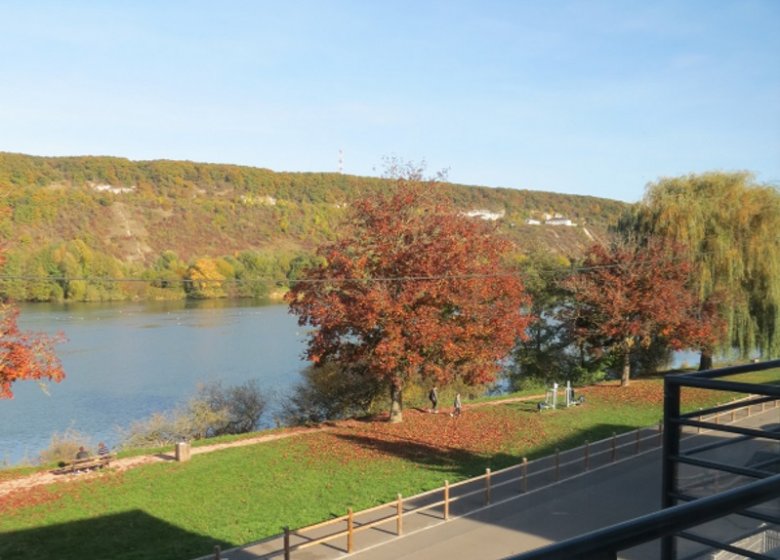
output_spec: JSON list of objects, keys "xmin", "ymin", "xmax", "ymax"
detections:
[
  {"xmin": 506, "ymin": 358, "xmax": 780, "ymax": 560},
  {"xmin": 506, "ymin": 472, "xmax": 780, "ymax": 560}
]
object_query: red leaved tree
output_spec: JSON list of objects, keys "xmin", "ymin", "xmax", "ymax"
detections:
[
  {"xmin": 286, "ymin": 176, "xmax": 531, "ymax": 422},
  {"xmin": 0, "ymin": 251, "xmax": 65, "ymax": 399},
  {"xmin": 561, "ymin": 237, "xmax": 720, "ymax": 386}
]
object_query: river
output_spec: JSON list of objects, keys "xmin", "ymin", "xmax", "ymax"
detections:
[
  {"xmin": 1, "ymin": 300, "xmax": 309, "ymax": 465},
  {"xmin": 2, "ymin": 300, "xmax": 711, "ymax": 466}
]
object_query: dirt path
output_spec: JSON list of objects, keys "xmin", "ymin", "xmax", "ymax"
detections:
[
  {"xmin": 0, "ymin": 426, "xmax": 329, "ymax": 497},
  {"xmin": 0, "ymin": 393, "xmax": 547, "ymax": 498}
]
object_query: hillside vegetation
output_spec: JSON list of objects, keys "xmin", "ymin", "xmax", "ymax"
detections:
[{"xmin": 0, "ymin": 152, "xmax": 629, "ymax": 302}]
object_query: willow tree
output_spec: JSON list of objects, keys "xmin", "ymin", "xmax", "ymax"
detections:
[
  {"xmin": 286, "ymin": 175, "xmax": 531, "ymax": 422},
  {"xmin": 626, "ymin": 172, "xmax": 780, "ymax": 368}
]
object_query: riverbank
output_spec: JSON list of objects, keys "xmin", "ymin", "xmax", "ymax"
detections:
[
  {"xmin": 0, "ymin": 391, "xmax": 556, "ymax": 496},
  {"xmin": 1, "ymin": 378, "xmax": 752, "ymax": 560}
]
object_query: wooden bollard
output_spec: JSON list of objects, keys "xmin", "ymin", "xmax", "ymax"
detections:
[
  {"xmin": 611, "ymin": 432, "xmax": 616, "ymax": 462},
  {"xmin": 397, "ymin": 493, "xmax": 403, "ymax": 535},
  {"xmin": 584, "ymin": 440, "xmax": 590, "ymax": 470},
  {"xmin": 485, "ymin": 468, "xmax": 492, "ymax": 505},
  {"xmin": 213, "ymin": 545, "xmax": 221, "ymax": 560},
  {"xmin": 444, "ymin": 481, "xmax": 450, "ymax": 520},
  {"xmin": 522, "ymin": 457, "xmax": 528, "ymax": 493},
  {"xmin": 731, "ymin": 409, "xmax": 735, "ymax": 422},
  {"xmin": 283, "ymin": 527, "xmax": 290, "ymax": 560},
  {"xmin": 555, "ymin": 449, "xmax": 560, "ymax": 481},
  {"xmin": 347, "ymin": 508, "xmax": 354, "ymax": 553}
]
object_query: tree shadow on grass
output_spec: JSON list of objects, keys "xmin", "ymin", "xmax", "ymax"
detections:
[
  {"xmin": 332, "ymin": 413, "xmax": 666, "ymax": 481},
  {"xmin": 332, "ymin": 431, "xmax": 517, "ymax": 480},
  {"xmin": 0, "ymin": 509, "xmax": 230, "ymax": 560}
]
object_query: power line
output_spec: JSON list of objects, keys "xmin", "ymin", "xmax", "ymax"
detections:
[{"xmin": 0, "ymin": 258, "xmax": 691, "ymax": 288}]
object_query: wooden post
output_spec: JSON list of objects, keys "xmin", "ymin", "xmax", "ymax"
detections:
[
  {"xmin": 397, "ymin": 493, "xmax": 403, "ymax": 535},
  {"xmin": 635, "ymin": 428, "xmax": 640, "ymax": 454},
  {"xmin": 522, "ymin": 457, "xmax": 528, "ymax": 493},
  {"xmin": 611, "ymin": 432, "xmax": 616, "ymax": 462},
  {"xmin": 714, "ymin": 413, "xmax": 719, "ymax": 425},
  {"xmin": 584, "ymin": 440, "xmax": 590, "ymax": 470},
  {"xmin": 731, "ymin": 409, "xmax": 735, "ymax": 422},
  {"xmin": 762, "ymin": 401, "xmax": 766, "ymax": 412},
  {"xmin": 444, "ymin": 481, "xmax": 450, "ymax": 520},
  {"xmin": 347, "ymin": 508, "xmax": 354, "ymax": 553},
  {"xmin": 283, "ymin": 527, "xmax": 290, "ymax": 560},
  {"xmin": 485, "ymin": 468, "xmax": 492, "ymax": 505},
  {"xmin": 555, "ymin": 449, "xmax": 560, "ymax": 482},
  {"xmin": 213, "ymin": 545, "xmax": 221, "ymax": 560}
]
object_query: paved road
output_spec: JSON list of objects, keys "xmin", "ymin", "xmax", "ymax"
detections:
[
  {"xmin": 345, "ymin": 445, "xmax": 663, "ymax": 560},
  {"xmin": 213, "ymin": 405, "xmax": 780, "ymax": 560}
]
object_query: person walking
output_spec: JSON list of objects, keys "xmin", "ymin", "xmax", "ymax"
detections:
[
  {"xmin": 429, "ymin": 386, "xmax": 438, "ymax": 413},
  {"xmin": 452, "ymin": 393, "xmax": 462, "ymax": 417}
]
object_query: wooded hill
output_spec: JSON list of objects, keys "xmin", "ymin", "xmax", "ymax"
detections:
[{"xmin": 0, "ymin": 152, "xmax": 629, "ymax": 301}]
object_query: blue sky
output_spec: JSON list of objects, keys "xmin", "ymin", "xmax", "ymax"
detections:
[{"xmin": 0, "ymin": 1, "xmax": 777, "ymax": 202}]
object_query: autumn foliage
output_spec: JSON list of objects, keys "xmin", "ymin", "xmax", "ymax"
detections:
[
  {"xmin": 287, "ymin": 178, "xmax": 531, "ymax": 422},
  {"xmin": 0, "ymin": 250, "xmax": 65, "ymax": 398},
  {"xmin": 561, "ymin": 238, "xmax": 720, "ymax": 386}
]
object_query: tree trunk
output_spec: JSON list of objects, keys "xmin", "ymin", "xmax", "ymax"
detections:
[
  {"xmin": 389, "ymin": 384, "xmax": 403, "ymax": 423},
  {"xmin": 621, "ymin": 351, "xmax": 631, "ymax": 387},
  {"xmin": 698, "ymin": 349, "xmax": 713, "ymax": 371}
]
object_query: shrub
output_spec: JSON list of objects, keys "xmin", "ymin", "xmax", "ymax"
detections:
[
  {"xmin": 119, "ymin": 380, "xmax": 267, "ymax": 448},
  {"xmin": 38, "ymin": 428, "xmax": 92, "ymax": 465},
  {"xmin": 281, "ymin": 363, "xmax": 384, "ymax": 425},
  {"xmin": 195, "ymin": 380, "xmax": 268, "ymax": 436},
  {"xmin": 120, "ymin": 410, "xmax": 200, "ymax": 449}
]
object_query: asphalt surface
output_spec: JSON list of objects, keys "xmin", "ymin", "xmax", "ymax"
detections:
[{"xmin": 205, "ymin": 404, "xmax": 780, "ymax": 560}]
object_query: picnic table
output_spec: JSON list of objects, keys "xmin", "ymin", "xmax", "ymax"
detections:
[{"xmin": 51, "ymin": 453, "xmax": 116, "ymax": 475}]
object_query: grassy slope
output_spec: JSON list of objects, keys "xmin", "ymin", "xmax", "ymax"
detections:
[{"xmin": 2, "ymin": 372, "xmax": 779, "ymax": 560}]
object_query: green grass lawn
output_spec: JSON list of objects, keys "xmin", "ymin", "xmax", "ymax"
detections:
[{"xmin": 1, "ymin": 371, "xmax": 778, "ymax": 560}]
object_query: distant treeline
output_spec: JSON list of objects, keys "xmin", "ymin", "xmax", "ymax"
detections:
[
  {"xmin": 0, "ymin": 152, "xmax": 629, "ymax": 302},
  {"xmin": 0, "ymin": 242, "xmax": 321, "ymax": 302}
]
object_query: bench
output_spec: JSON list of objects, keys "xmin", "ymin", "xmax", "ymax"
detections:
[{"xmin": 51, "ymin": 454, "xmax": 115, "ymax": 475}]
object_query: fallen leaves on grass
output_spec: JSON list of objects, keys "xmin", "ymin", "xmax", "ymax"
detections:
[
  {"xmin": 0, "ymin": 471, "xmax": 127, "ymax": 518},
  {"xmin": 581, "ymin": 380, "xmax": 722, "ymax": 408},
  {"xmin": 0, "ymin": 482, "xmax": 72, "ymax": 516},
  {"xmin": 300, "ymin": 407, "xmax": 545, "ymax": 467}
]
